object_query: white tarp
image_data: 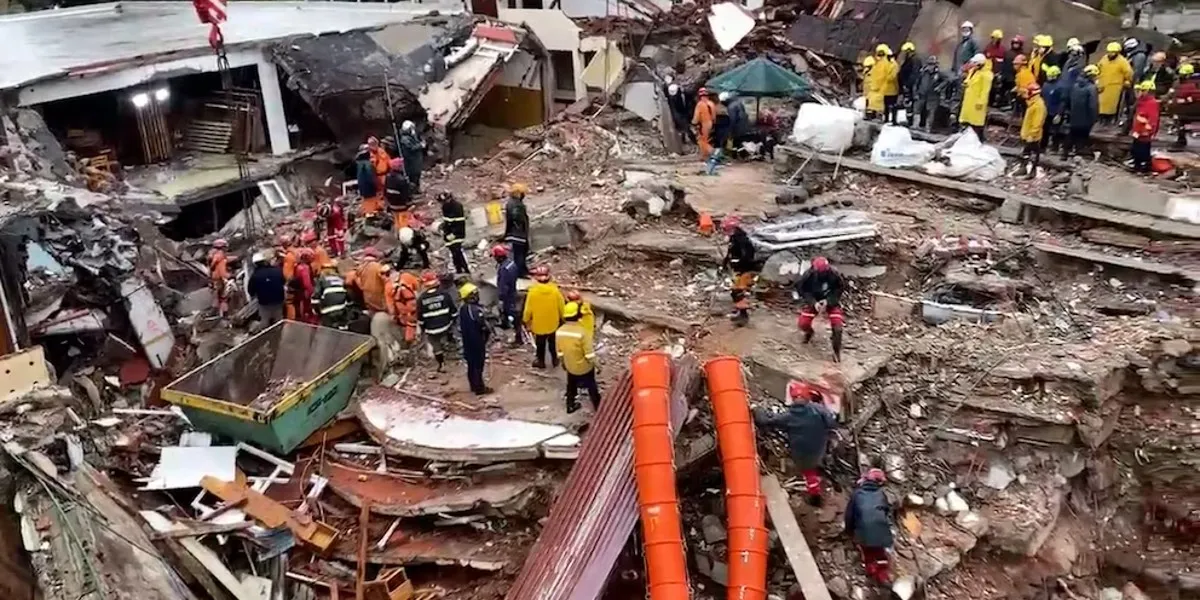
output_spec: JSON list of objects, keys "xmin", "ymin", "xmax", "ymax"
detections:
[
  {"xmin": 141, "ymin": 446, "xmax": 238, "ymax": 490},
  {"xmin": 921, "ymin": 129, "xmax": 1005, "ymax": 182},
  {"xmin": 790, "ymin": 103, "xmax": 861, "ymax": 153},
  {"xmin": 870, "ymin": 125, "xmax": 936, "ymax": 168},
  {"xmin": 708, "ymin": 2, "xmax": 755, "ymax": 51},
  {"xmin": 121, "ymin": 276, "xmax": 176, "ymax": 369}
]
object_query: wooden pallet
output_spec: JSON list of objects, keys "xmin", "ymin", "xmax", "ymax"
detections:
[{"xmin": 183, "ymin": 119, "xmax": 233, "ymax": 153}]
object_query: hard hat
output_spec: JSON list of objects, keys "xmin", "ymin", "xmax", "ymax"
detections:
[
  {"xmin": 1037, "ymin": 35, "xmax": 1053, "ymax": 48},
  {"xmin": 1011, "ymin": 34, "xmax": 1025, "ymax": 45},
  {"xmin": 398, "ymin": 227, "xmax": 414, "ymax": 245},
  {"xmin": 1181, "ymin": 63, "xmax": 1195, "ymax": 76},
  {"xmin": 298, "ymin": 248, "xmax": 315, "ymax": 261},
  {"xmin": 1084, "ymin": 64, "xmax": 1100, "ymax": 76},
  {"xmin": 1152, "ymin": 51, "xmax": 1167, "ymax": 63},
  {"xmin": 491, "ymin": 245, "xmax": 509, "ymax": 259},
  {"xmin": 718, "ymin": 91, "xmax": 731, "ymax": 102},
  {"xmin": 811, "ymin": 256, "xmax": 830, "ymax": 271},
  {"xmin": 697, "ymin": 87, "xmax": 708, "ymax": 96},
  {"xmin": 389, "ymin": 157, "xmax": 404, "ymax": 171},
  {"xmin": 532, "ymin": 265, "xmax": 550, "ymax": 281},
  {"xmin": 562, "ymin": 301, "xmax": 580, "ymax": 319},
  {"xmin": 566, "ymin": 290, "xmax": 582, "ymax": 302},
  {"xmin": 458, "ymin": 282, "xmax": 479, "ymax": 300},
  {"xmin": 301, "ymin": 229, "xmax": 317, "ymax": 244},
  {"xmin": 1123, "ymin": 37, "xmax": 1139, "ymax": 49},
  {"xmin": 401, "ymin": 120, "xmax": 415, "ymax": 131},
  {"xmin": 1044, "ymin": 65, "xmax": 1062, "ymax": 79},
  {"xmin": 970, "ymin": 53, "xmax": 987, "ymax": 65},
  {"xmin": 875, "ymin": 43, "xmax": 891, "ymax": 55},
  {"xmin": 960, "ymin": 20, "xmax": 973, "ymax": 29},
  {"xmin": 1066, "ymin": 37, "xmax": 1081, "ymax": 49},
  {"xmin": 1013, "ymin": 54, "xmax": 1028, "ymax": 65},
  {"xmin": 1026, "ymin": 83, "xmax": 1041, "ymax": 95},
  {"xmin": 787, "ymin": 380, "xmax": 814, "ymax": 402},
  {"xmin": 901, "ymin": 41, "xmax": 916, "ymax": 52},
  {"xmin": 990, "ymin": 29, "xmax": 1003, "ymax": 39},
  {"xmin": 863, "ymin": 468, "xmax": 887, "ymax": 483},
  {"xmin": 421, "ymin": 271, "xmax": 438, "ymax": 285},
  {"xmin": 252, "ymin": 251, "xmax": 267, "ymax": 264},
  {"xmin": 862, "ymin": 56, "xmax": 876, "ymax": 67},
  {"xmin": 1106, "ymin": 42, "xmax": 1121, "ymax": 53},
  {"xmin": 667, "ymin": 83, "xmax": 680, "ymax": 95},
  {"xmin": 1136, "ymin": 80, "xmax": 1155, "ymax": 91},
  {"xmin": 213, "ymin": 238, "xmax": 228, "ymax": 248},
  {"xmin": 509, "ymin": 182, "xmax": 529, "ymax": 196},
  {"xmin": 721, "ymin": 215, "xmax": 741, "ymax": 234}
]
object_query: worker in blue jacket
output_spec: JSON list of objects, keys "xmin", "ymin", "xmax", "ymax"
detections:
[
  {"xmin": 752, "ymin": 380, "xmax": 838, "ymax": 506},
  {"xmin": 492, "ymin": 245, "xmax": 523, "ymax": 346},
  {"xmin": 457, "ymin": 283, "xmax": 492, "ymax": 396},
  {"xmin": 845, "ymin": 468, "xmax": 894, "ymax": 585},
  {"xmin": 1040, "ymin": 65, "xmax": 1068, "ymax": 152}
]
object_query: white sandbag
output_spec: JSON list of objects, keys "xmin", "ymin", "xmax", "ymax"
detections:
[
  {"xmin": 1167, "ymin": 195, "xmax": 1200, "ymax": 224},
  {"xmin": 790, "ymin": 103, "xmax": 861, "ymax": 153},
  {"xmin": 921, "ymin": 129, "xmax": 1006, "ymax": 181},
  {"xmin": 870, "ymin": 125, "xmax": 936, "ymax": 168}
]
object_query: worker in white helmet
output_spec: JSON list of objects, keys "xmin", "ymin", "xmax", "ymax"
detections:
[
  {"xmin": 397, "ymin": 119, "xmax": 425, "ymax": 193},
  {"xmin": 664, "ymin": 82, "xmax": 696, "ymax": 146},
  {"xmin": 954, "ymin": 21, "xmax": 980, "ymax": 73},
  {"xmin": 394, "ymin": 225, "xmax": 431, "ymax": 270}
]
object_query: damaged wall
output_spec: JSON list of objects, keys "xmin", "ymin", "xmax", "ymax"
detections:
[
  {"xmin": 473, "ymin": 50, "xmax": 546, "ymax": 130},
  {"xmin": 788, "ymin": 0, "xmax": 921, "ymax": 63}
]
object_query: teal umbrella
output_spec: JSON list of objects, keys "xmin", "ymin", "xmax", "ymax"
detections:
[{"xmin": 704, "ymin": 57, "xmax": 811, "ymax": 98}]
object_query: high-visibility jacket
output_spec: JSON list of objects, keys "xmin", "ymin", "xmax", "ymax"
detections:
[
  {"xmin": 881, "ymin": 58, "xmax": 900, "ymax": 96},
  {"xmin": 441, "ymin": 198, "xmax": 467, "ymax": 246},
  {"xmin": 308, "ymin": 245, "xmax": 331, "ymax": 270},
  {"xmin": 578, "ymin": 300, "xmax": 595, "ymax": 337},
  {"xmin": 391, "ymin": 274, "xmax": 419, "ymax": 341},
  {"xmin": 959, "ymin": 61, "xmax": 995, "ymax": 127},
  {"xmin": 1097, "ymin": 54, "xmax": 1133, "ymax": 115},
  {"xmin": 1029, "ymin": 50, "xmax": 1047, "ymax": 84},
  {"xmin": 1015, "ymin": 66, "xmax": 1036, "ymax": 97},
  {"xmin": 1021, "ymin": 94, "xmax": 1047, "ymax": 142},
  {"xmin": 417, "ymin": 288, "xmax": 457, "ymax": 335},
  {"xmin": 555, "ymin": 321, "xmax": 596, "ymax": 376},
  {"xmin": 349, "ymin": 259, "xmax": 388, "ymax": 312},
  {"xmin": 280, "ymin": 247, "xmax": 298, "ymax": 280},
  {"xmin": 1132, "ymin": 94, "xmax": 1161, "ymax": 139},
  {"xmin": 865, "ymin": 66, "xmax": 885, "ymax": 113},
  {"xmin": 523, "ymin": 281, "xmax": 565, "ymax": 335},
  {"xmin": 208, "ymin": 250, "xmax": 229, "ymax": 283},
  {"xmin": 313, "ymin": 274, "xmax": 348, "ymax": 315}
]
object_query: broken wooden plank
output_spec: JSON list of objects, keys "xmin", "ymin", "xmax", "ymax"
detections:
[
  {"xmin": 762, "ymin": 473, "xmax": 833, "ymax": 600},
  {"xmin": 1033, "ymin": 242, "xmax": 1200, "ymax": 282},
  {"xmin": 150, "ymin": 520, "xmax": 255, "ymax": 540},
  {"xmin": 200, "ymin": 476, "xmax": 339, "ymax": 551}
]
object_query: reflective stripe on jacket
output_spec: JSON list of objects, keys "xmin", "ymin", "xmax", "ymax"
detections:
[
  {"xmin": 315, "ymin": 275, "xmax": 348, "ymax": 315},
  {"xmin": 555, "ymin": 322, "xmax": 595, "ymax": 375}
]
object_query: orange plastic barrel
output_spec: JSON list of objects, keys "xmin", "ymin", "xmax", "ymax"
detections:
[
  {"xmin": 705, "ymin": 356, "xmax": 769, "ymax": 600},
  {"xmin": 631, "ymin": 351, "xmax": 690, "ymax": 599}
]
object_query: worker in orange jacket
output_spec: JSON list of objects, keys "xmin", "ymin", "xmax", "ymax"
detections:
[
  {"xmin": 692, "ymin": 87, "xmax": 716, "ymax": 159},
  {"xmin": 346, "ymin": 247, "xmax": 390, "ymax": 313},
  {"xmin": 209, "ymin": 238, "xmax": 231, "ymax": 317},
  {"xmin": 367, "ymin": 136, "xmax": 390, "ymax": 214},
  {"xmin": 390, "ymin": 272, "xmax": 420, "ymax": 343},
  {"xmin": 293, "ymin": 248, "xmax": 317, "ymax": 324},
  {"xmin": 275, "ymin": 233, "xmax": 299, "ymax": 320},
  {"xmin": 300, "ymin": 229, "xmax": 332, "ymax": 270}
]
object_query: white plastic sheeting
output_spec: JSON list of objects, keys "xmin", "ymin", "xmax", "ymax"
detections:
[
  {"xmin": 790, "ymin": 103, "xmax": 861, "ymax": 153},
  {"xmin": 920, "ymin": 129, "xmax": 1005, "ymax": 182},
  {"xmin": 870, "ymin": 125, "xmax": 936, "ymax": 169}
]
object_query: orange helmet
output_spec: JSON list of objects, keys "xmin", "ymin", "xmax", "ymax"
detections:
[
  {"xmin": 787, "ymin": 380, "xmax": 814, "ymax": 402},
  {"xmin": 300, "ymin": 229, "xmax": 317, "ymax": 245},
  {"xmin": 532, "ymin": 265, "xmax": 550, "ymax": 282},
  {"xmin": 566, "ymin": 290, "xmax": 581, "ymax": 302},
  {"xmin": 421, "ymin": 271, "xmax": 438, "ymax": 285}
]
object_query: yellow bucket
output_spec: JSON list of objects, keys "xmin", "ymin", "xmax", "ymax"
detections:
[{"xmin": 486, "ymin": 201, "xmax": 504, "ymax": 225}]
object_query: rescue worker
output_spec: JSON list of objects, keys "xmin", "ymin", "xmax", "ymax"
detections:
[
  {"xmin": 898, "ymin": 42, "xmax": 920, "ymax": 112},
  {"xmin": 1012, "ymin": 54, "xmax": 1035, "ymax": 118},
  {"xmin": 367, "ymin": 136, "xmax": 390, "ymax": 207},
  {"xmin": 795, "ymin": 256, "xmax": 846, "ymax": 362},
  {"xmin": 348, "ymin": 247, "xmax": 390, "ymax": 313},
  {"xmin": 845, "ymin": 468, "xmax": 894, "ymax": 585},
  {"xmin": 390, "ymin": 272, "xmax": 420, "ymax": 345},
  {"xmin": 1170, "ymin": 63, "xmax": 1197, "ymax": 149},
  {"xmin": 1019, "ymin": 83, "xmax": 1047, "ymax": 178},
  {"xmin": 398, "ymin": 120, "xmax": 425, "ymax": 193},
  {"xmin": 293, "ymin": 248, "xmax": 317, "ymax": 324},
  {"xmin": 707, "ymin": 94, "xmax": 732, "ymax": 175},
  {"xmin": 1124, "ymin": 37, "xmax": 1150, "ymax": 86},
  {"xmin": 692, "ymin": 87, "xmax": 717, "ymax": 159},
  {"xmin": 666, "ymin": 83, "xmax": 697, "ymax": 145},
  {"xmin": 523, "ymin": 265, "xmax": 565, "ymax": 369},
  {"xmin": 1029, "ymin": 35, "xmax": 1056, "ymax": 84},
  {"xmin": 384, "ymin": 157, "xmax": 413, "ymax": 231},
  {"xmin": 1063, "ymin": 65, "xmax": 1101, "ymax": 159},
  {"xmin": 317, "ymin": 199, "xmax": 348, "ymax": 257},
  {"xmin": 312, "ymin": 261, "xmax": 349, "ymax": 329},
  {"xmin": 438, "ymin": 191, "xmax": 470, "ymax": 274},
  {"xmin": 556, "ymin": 301, "xmax": 600, "ymax": 413},
  {"xmin": 417, "ymin": 271, "xmax": 458, "ymax": 372},
  {"xmin": 301, "ymin": 229, "xmax": 331, "ymax": 270},
  {"xmin": 1130, "ymin": 80, "xmax": 1161, "ymax": 174},
  {"xmin": 458, "ymin": 283, "xmax": 492, "ymax": 395},
  {"xmin": 565, "ymin": 290, "xmax": 594, "ymax": 336},
  {"xmin": 276, "ymin": 233, "xmax": 299, "ymax": 320},
  {"xmin": 504, "ymin": 183, "xmax": 531, "ymax": 277},
  {"xmin": 1098, "ymin": 42, "xmax": 1134, "ymax": 125},
  {"xmin": 909, "ymin": 56, "xmax": 946, "ymax": 130},
  {"xmin": 863, "ymin": 56, "xmax": 883, "ymax": 120},
  {"xmin": 395, "ymin": 226, "xmax": 431, "ymax": 270},
  {"xmin": 952, "ymin": 21, "xmax": 980, "ymax": 73},
  {"xmin": 752, "ymin": 379, "xmax": 838, "ymax": 506},
  {"xmin": 355, "ymin": 144, "xmax": 383, "ymax": 216},
  {"xmin": 983, "ymin": 30, "xmax": 1005, "ymax": 92},
  {"xmin": 1062, "ymin": 38, "xmax": 1086, "ymax": 89},
  {"xmin": 1144, "ymin": 52, "xmax": 1175, "ymax": 98},
  {"xmin": 998, "ymin": 35, "xmax": 1026, "ymax": 109},
  {"xmin": 248, "ymin": 251, "xmax": 284, "ymax": 328},
  {"xmin": 493, "ymin": 245, "xmax": 523, "ymax": 346},
  {"xmin": 724, "ymin": 91, "xmax": 751, "ymax": 153},
  {"xmin": 877, "ymin": 45, "xmax": 900, "ymax": 125},
  {"xmin": 209, "ymin": 238, "xmax": 231, "ymax": 318},
  {"xmin": 1041, "ymin": 66, "xmax": 1068, "ymax": 151},
  {"xmin": 959, "ymin": 54, "xmax": 994, "ymax": 142},
  {"xmin": 722, "ymin": 215, "xmax": 756, "ymax": 327}
]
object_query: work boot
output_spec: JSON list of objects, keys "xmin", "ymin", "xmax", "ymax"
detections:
[
  {"xmin": 435, "ymin": 355, "xmax": 445, "ymax": 372},
  {"xmin": 566, "ymin": 400, "xmax": 581, "ymax": 414},
  {"xmin": 532, "ymin": 359, "xmax": 546, "ymax": 369},
  {"xmin": 831, "ymin": 329, "xmax": 843, "ymax": 363},
  {"xmin": 732, "ymin": 309, "xmax": 749, "ymax": 327},
  {"xmin": 802, "ymin": 329, "xmax": 814, "ymax": 344},
  {"xmin": 473, "ymin": 386, "xmax": 494, "ymax": 396}
]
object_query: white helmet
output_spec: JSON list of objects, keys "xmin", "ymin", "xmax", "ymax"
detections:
[
  {"xmin": 970, "ymin": 53, "xmax": 987, "ymax": 65},
  {"xmin": 1123, "ymin": 38, "xmax": 1139, "ymax": 50},
  {"xmin": 960, "ymin": 20, "xmax": 974, "ymax": 30},
  {"xmin": 401, "ymin": 120, "xmax": 415, "ymax": 132},
  {"xmin": 398, "ymin": 227, "xmax": 414, "ymax": 245},
  {"xmin": 667, "ymin": 83, "xmax": 680, "ymax": 95},
  {"xmin": 718, "ymin": 91, "xmax": 731, "ymax": 102},
  {"xmin": 252, "ymin": 251, "xmax": 266, "ymax": 264}
]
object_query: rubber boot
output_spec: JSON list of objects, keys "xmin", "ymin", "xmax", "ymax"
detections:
[
  {"xmin": 831, "ymin": 328, "xmax": 843, "ymax": 363},
  {"xmin": 435, "ymin": 354, "xmax": 445, "ymax": 372},
  {"xmin": 802, "ymin": 329, "xmax": 814, "ymax": 344},
  {"xmin": 732, "ymin": 308, "xmax": 749, "ymax": 327}
]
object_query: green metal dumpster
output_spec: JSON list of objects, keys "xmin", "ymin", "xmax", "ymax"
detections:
[{"xmin": 162, "ymin": 321, "xmax": 375, "ymax": 454}]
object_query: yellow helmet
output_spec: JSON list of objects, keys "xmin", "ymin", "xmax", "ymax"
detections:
[
  {"xmin": 1043, "ymin": 65, "xmax": 1062, "ymax": 79},
  {"xmin": 1106, "ymin": 41, "xmax": 1121, "ymax": 53},
  {"xmin": 1135, "ymin": 80, "xmax": 1155, "ymax": 91},
  {"xmin": 562, "ymin": 301, "xmax": 580, "ymax": 319},
  {"xmin": 901, "ymin": 41, "xmax": 916, "ymax": 52},
  {"xmin": 509, "ymin": 182, "xmax": 529, "ymax": 196},
  {"xmin": 991, "ymin": 29, "xmax": 1003, "ymax": 39},
  {"xmin": 1084, "ymin": 64, "xmax": 1100, "ymax": 76},
  {"xmin": 1181, "ymin": 63, "xmax": 1195, "ymax": 76},
  {"xmin": 459, "ymin": 282, "xmax": 479, "ymax": 299},
  {"xmin": 1038, "ymin": 35, "xmax": 1053, "ymax": 48},
  {"xmin": 875, "ymin": 44, "xmax": 892, "ymax": 56},
  {"xmin": 863, "ymin": 56, "xmax": 876, "ymax": 67}
]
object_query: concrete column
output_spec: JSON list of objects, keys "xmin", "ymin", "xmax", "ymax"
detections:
[
  {"xmin": 571, "ymin": 50, "xmax": 587, "ymax": 102},
  {"xmin": 256, "ymin": 58, "xmax": 292, "ymax": 156}
]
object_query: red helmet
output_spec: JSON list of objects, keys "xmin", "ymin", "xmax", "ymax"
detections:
[
  {"xmin": 532, "ymin": 265, "xmax": 550, "ymax": 281},
  {"xmin": 421, "ymin": 271, "xmax": 438, "ymax": 285},
  {"xmin": 721, "ymin": 215, "xmax": 741, "ymax": 235},
  {"xmin": 811, "ymin": 256, "xmax": 830, "ymax": 271},
  {"xmin": 298, "ymin": 248, "xmax": 315, "ymax": 261},
  {"xmin": 864, "ymin": 468, "xmax": 887, "ymax": 483},
  {"xmin": 491, "ymin": 245, "xmax": 509, "ymax": 259},
  {"xmin": 1011, "ymin": 35, "xmax": 1025, "ymax": 45},
  {"xmin": 697, "ymin": 87, "xmax": 708, "ymax": 96},
  {"xmin": 787, "ymin": 380, "xmax": 814, "ymax": 402},
  {"xmin": 213, "ymin": 238, "xmax": 228, "ymax": 249},
  {"xmin": 300, "ymin": 229, "xmax": 317, "ymax": 244},
  {"xmin": 362, "ymin": 247, "xmax": 382, "ymax": 259},
  {"xmin": 389, "ymin": 158, "xmax": 404, "ymax": 171},
  {"xmin": 566, "ymin": 290, "xmax": 581, "ymax": 302}
]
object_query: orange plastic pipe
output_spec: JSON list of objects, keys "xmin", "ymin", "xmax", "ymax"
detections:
[
  {"xmin": 704, "ymin": 356, "xmax": 769, "ymax": 600},
  {"xmin": 630, "ymin": 351, "xmax": 690, "ymax": 600}
]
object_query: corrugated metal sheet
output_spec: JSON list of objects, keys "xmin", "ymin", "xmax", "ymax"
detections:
[{"xmin": 505, "ymin": 357, "xmax": 700, "ymax": 600}]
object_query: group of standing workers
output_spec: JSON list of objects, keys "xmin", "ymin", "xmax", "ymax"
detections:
[
  {"xmin": 665, "ymin": 84, "xmax": 781, "ymax": 173},
  {"xmin": 861, "ymin": 23, "xmax": 1189, "ymax": 173}
]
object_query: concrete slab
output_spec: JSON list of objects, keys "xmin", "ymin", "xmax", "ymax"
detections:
[
  {"xmin": 620, "ymin": 81, "xmax": 660, "ymax": 122},
  {"xmin": 322, "ymin": 459, "xmax": 544, "ymax": 516},
  {"xmin": 1085, "ymin": 173, "xmax": 1173, "ymax": 217}
]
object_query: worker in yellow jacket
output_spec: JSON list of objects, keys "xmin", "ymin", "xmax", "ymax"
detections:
[
  {"xmin": 863, "ymin": 56, "xmax": 884, "ymax": 119},
  {"xmin": 1097, "ymin": 41, "xmax": 1134, "ymax": 124},
  {"xmin": 959, "ymin": 54, "xmax": 994, "ymax": 141},
  {"xmin": 523, "ymin": 265, "xmax": 565, "ymax": 369},
  {"xmin": 876, "ymin": 44, "xmax": 900, "ymax": 124},
  {"xmin": 1012, "ymin": 54, "xmax": 1035, "ymax": 118},
  {"xmin": 1019, "ymin": 83, "xmax": 1047, "ymax": 178},
  {"xmin": 565, "ymin": 290, "xmax": 594, "ymax": 336},
  {"xmin": 555, "ymin": 302, "xmax": 600, "ymax": 413}
]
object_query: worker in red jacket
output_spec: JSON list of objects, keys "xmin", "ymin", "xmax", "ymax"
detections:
[
  {"xmin": 1169, "ymin": 63, "xmax": 1198, "ymax": 149},
  {"xmin": 318, "ymin": 199, "xmax": 348, "ymax": 257},
  {"xmin": 209, "ymin": 238, "xmax": 231, "ymax": 318},
  {"xmin": 293, "ymin": 248, "xmax": 317, "ymax": 324},
  {"xmin": 1130, "ymin": 80, "xmax": 1161, "ymax": 174}
]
